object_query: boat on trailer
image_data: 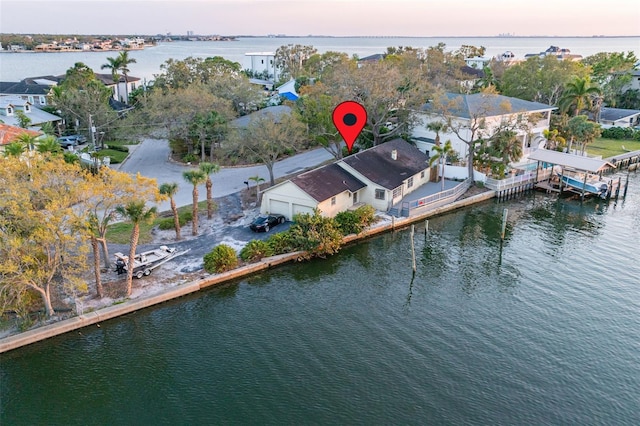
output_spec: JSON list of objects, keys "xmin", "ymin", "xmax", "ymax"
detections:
[{"xmin": 114, "ymin": 245, "xmax": 187, "ymax": 279}]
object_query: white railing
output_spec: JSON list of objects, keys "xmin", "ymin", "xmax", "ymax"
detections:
[{"xmin": 398, "ymin": 179, "xmax": 471, "ymax": 216}]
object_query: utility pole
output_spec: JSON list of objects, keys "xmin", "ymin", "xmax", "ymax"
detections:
[{"xmin": 89, "ymin": 114, "xmax": 96, "ymax": 148}]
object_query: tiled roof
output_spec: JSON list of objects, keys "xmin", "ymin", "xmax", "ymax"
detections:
[
  {"xmin": 422, "ymin": 93, "xmax": 555, "ymax": 118},
  {"xmin": 291, "ymin": 163, "xmax": 366, "ymax": 202},
  {"xmin": 0, "ymin": 123, "xmax": 42, "ymax": 145},
  {"xmin": 342, "ymin": 138, "xmax": 430, "ymax": 190}
]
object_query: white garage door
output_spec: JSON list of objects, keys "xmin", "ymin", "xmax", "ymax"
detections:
[
  {"xmin": 292, "ymin": 203, "xmax": 314, "ymax": 217},
  {"xmin": 269, "ymin": 200, "xmax": 290, "ymax": 218}
]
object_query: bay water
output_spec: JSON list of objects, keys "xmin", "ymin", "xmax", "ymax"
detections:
[
  {"xmin": 1, "ymin": 172, "xmax": 639, "ymax": 424},
  {"xmin": 1, "ymin": 36, "xmax": 639, "ymax": 83}
]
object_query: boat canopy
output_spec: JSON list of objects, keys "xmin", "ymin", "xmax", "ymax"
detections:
[{"xmin": 528, "ymin": 149, "xmax": 616, "ymax": 173}]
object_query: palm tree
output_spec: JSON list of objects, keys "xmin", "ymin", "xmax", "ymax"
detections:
[
  {"xmin": 101, "ymin": 55, "xmax": 123, "ymax": 99},
  {"xmin": 248, "ymin": 175, "xmax": 265, "ymax": 202},
  {"xmin": 426, "ymin": 121, "xmax": 447, "ymax": 147},
  {"xmin": 558, "ymin": 77, "xmax": 602, "ymax": 116},
  {"xmin": 159, "ymin": 182, "xmax": 181, "ymax": 241},
  {"xmin": 183, "ymin": 169, "xmax": 207, "ymax": 236},
  {"xmin": 117, "ymin": 51, "xmax": 137, "ymax": 103},
  {"xmin": 115, "ymin": 201, "xmax": 157, "ymax": 297},
  {"xmin": 429, "ymin": 140, "xmax": 456, "ymax": 191},
  {"xmin": 36, "ymin": 135, "xmax": 62, "ymax": 154},
  {"xmin": 199, "ymin": 162, "xmax": 220, "ymax": 220}
]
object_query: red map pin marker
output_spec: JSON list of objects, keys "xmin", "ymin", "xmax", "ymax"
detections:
[{"xmin": 333, "ymin": 101, "xmax": 367, "ymax": 154}]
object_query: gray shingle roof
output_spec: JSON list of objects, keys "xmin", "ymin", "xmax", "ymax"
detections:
[
  {"xmin": 599, "ymin": 107, "xmax": 640, "ymax": 122},
  {"xmin": 342, "ymin": 138, "xmax": 430, "ymax": 190},
  {"xmin": 291, "ymin": 163, "xmax": 366, "ymax": 202},
  {"xmin": 422, "ymin": 93, "xmax": 555, "ymax": 118}
]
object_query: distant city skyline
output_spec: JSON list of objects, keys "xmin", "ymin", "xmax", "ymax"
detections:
[{"xmin": 1, "ymin": 0, "xmax": 639, "ymax": 37}]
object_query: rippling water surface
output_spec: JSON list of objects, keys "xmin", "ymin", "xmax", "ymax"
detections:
[{"xmin": 2, "ymin": 173, "xmax": 639, "ymax": 425}]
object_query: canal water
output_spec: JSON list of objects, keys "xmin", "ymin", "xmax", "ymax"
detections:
[{"xmin": 2, "ymin": 173, "xmax": 639, "ymax": 425}]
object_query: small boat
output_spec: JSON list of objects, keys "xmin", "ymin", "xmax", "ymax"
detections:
[
  {"xmin": 561, "ymin": 174, "xmax": 610, "ymax": 197},
  {"xmin": 114, "ymin": 245, "xmax": 184, "ymax": 278}
]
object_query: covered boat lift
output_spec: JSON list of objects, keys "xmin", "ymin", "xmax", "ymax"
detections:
[{"xmin": 528, "ymin": 149, "xmax": 616, "ymax": 200}]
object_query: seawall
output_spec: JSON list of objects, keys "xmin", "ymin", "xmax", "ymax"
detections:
[{"xmin": 0, "ymin": 190, "xmax": 496, "ymax": 353}]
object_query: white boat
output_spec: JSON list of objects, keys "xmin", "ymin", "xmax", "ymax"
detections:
[
  {"xmin": 114, "ymin": 245, "xmax": 184, "ymax": 278},
  {"xmin": 561, "ymin": 174, "xmax": 610, "ymax": 197}
]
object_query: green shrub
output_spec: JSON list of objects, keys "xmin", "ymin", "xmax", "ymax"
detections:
[
  {"xmin": 157, "ymin": 210, "xmax": 192, "ymax": 230},
  {"xmin": 266, "ymin": 232, "xmax": 295, "ymax": 255},
  {"xmin": 288, "ymin": 209, "xmax": 343, "ymax": 260},
  {"xmin": 335, "ymin": 205, "xmax": 376, "ymax": 235},
  {"xmin": 240, "ymin": 240, "xmax": 274, "ymax": 262},
  {"xmin": 182, "ymin": 153, "xmax": 198, "ymax": 164},
  {"xmin": 203, "ymin": 244, "xmax": 238, "ymax": 273}
]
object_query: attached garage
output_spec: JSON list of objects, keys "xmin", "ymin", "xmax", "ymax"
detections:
[{"xmin": 260, "ymin": 181, "xmax": 318, "ymax": 220}]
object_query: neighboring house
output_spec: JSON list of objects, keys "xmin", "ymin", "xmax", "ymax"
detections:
[
  {"xmin": 276, "ymin": 79, "xmax": 299, "ymax": 101},
  {"xmin": 245, "ymin": 52, "xmax": 279, "ymax": 83},
  {"xmin": 597, "ymin": 107, "xmax": 640, "ymax": 128},
  {"xmin": 621, "ymin": 69, "xmax": 640, "ymax": 93},
  {"xmin": 524, "ymin": 45, "xmax": 582, "ymax": 60},
  {"xmin": 260, "ymin": 139, "xmax": 431, "ymax": 219},
  {"xmin": 412, "ymin": 93, "xmax": 556, "ymax": 164},
  {"xmin": 0, "ymin": 123, "xmax": 43, "ymax": 148},
  {"xmin": 0, "ymin": 76, "xmax": 60, "ymax": 107},
  {"xmin": 0, "ymin": 96, "xmax": 62, "ymax": 130},
  {"xmin": 94, "ymin": 73, "xmax": 140, "ymax": 104},
  {"xmin": 0, "ymin": 73, "xmax": 140, "ymax": 106},
  {"xmin": 465, "ymin": 56, "xmax": 491, "ymax": 69},
  {"xmin": 357, "ymin": 53, "xmax": 386, "ymax": 68}
]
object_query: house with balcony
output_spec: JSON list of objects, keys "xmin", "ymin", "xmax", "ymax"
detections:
[
  {"xmin": 411, "ymin": 93, "xmax": 556, "ymax": 171},
  {"xmin": 0, "ymin": 96, "xmax": 61, "ymax": 131}
]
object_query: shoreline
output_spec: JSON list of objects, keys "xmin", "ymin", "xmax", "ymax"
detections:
[{"xmin": 0, "ymin": 189, "xmax": 496, "ymax": 354}]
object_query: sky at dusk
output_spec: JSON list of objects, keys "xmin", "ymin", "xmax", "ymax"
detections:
[{"xmin": 1, "ymin": 0, "xmax": 639, "ymax": 37}]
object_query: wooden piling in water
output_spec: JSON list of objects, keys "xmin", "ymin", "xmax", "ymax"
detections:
[{"xmin": 501, "ymin": 208, "xmax": 508, "ymax": 240}]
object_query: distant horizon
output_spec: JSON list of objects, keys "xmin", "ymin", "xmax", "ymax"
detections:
[
  {"xmin": 2, "ymin": 1, "xmax": 639, "ymax": 38},
  {"xmin": 2, "ymin": 33, "xmax": 639, "ymax": 39}
]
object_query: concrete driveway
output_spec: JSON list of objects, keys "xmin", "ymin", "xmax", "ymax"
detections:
[{"xmin": 116, "ymin": 138, "xmax": 334, "ymax": 213}]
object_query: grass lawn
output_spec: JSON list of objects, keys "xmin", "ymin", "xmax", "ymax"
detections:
[
  {"xmin": 587, "ymin": 138, "xmax": 640, "ymax": 159},
  {"xmin": 107, "ymin": 201, "xmax": 212, "ymax": 245}
]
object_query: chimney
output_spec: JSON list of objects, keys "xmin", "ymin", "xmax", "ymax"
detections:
[{"xmin": 391, "ymin": 149, "xmax": 397, "ymax": 160}]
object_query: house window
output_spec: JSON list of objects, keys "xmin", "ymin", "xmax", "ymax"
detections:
[
  {"xmin": 375, "ymin": 189, "xmax": 385, "ymax": 200},
  {"xmin": 392, "ymin": 187, "xmax": 402, "ymax": 199},
  {"xmin": 331, "ymin": 196, "xmax": 336, "ymax": 205},
  {"xmin": 421, "ymin": 171, "xmax": 425, "ymax": 179},
  {"xmin": 353, "ymin": 192, "xmax": 358, "ymax": 204},
  {"xmin": 6, "ymin": 107, "xmax": 13, "ymax": 115},
  {"xmin": 407, "ymin": 177, "xmax": 414, "ymax": 188},
  {"xmin": 28, "ymin": 96, "xmax": 34, "ymax": 104},
  {"xmin": 39, "ymin": 96, "xmax": 46, "ymax": 105}
]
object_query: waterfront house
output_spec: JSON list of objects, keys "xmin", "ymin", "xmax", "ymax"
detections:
[
  {"xmin": 260, "ymin": 139, "xmax": 431, "ymax": 218},
  {"xmin": 411, "ymin": 93, "xmax": 556, "ymax": 168},
  {"xmin": 0, "ymin": 76, "xmax": 59, "ymax": 107},
  {"xmin": 245, "ymin": 52, "xmax": 279, "ymax": 83}
]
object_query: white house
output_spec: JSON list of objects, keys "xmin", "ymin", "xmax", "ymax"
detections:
[
  {"xmin": 245, "ymin": 52, "xmax": 279, "ymax": 82},
  {"xmin": 260, "ymin": 139, "xmax": 431, "ymax": 219},
  {"xmin": 411, "ymin": 93, "xmax": 556, "ymax": 165}
]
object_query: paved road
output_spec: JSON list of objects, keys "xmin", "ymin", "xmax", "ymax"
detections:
[{"xmin": 117, "ymin": 138, "xmax": 334, "ymax": 212}]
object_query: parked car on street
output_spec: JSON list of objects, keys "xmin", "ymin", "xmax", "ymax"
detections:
[
  {"xmin": 56, "ymin": 134, "xmax": 87, "ymax": 147},
  {"xmin": 249, "ymin": 214, "xmax": 286, "ymax": 232}
]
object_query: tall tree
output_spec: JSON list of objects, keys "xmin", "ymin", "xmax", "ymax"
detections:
[
  {"xmin": 558, "ymin": 76, "xmax": 602, "ymax": 116},
  {"xmin": 0, "ymin": 156, "xmax": 89, "ymax": 317},
  {"xmin": 500, "ymin": 56, "xmax": 587, "ymax": 106},
  {"xmin": 115, "ymin": 201, "xmax": 157, "ymax": 297},
  {"xmin": 274, "ymin": 44, "xmax": 318, "ymax": 82},
  {"xmin": 159, "ymin": 182, "xmax": 182, "ymax": 241},
  {"xmin": 229, "ymin": 112, "xmax": 307, "ymax": 185},
  {"xmin": 199, "ymin": 162, "xmax": 220, "ymax": 219},
  {"xmin": 183, "ymin": 169, "xmax": 207, "ymax": 236},
  {"xmin": 295, "ymin": 82, "xmax": 344, "ymax": 159},
  {"xmin": 565, "ymin": 115, "xmax": 602, "ymax": 155}
]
